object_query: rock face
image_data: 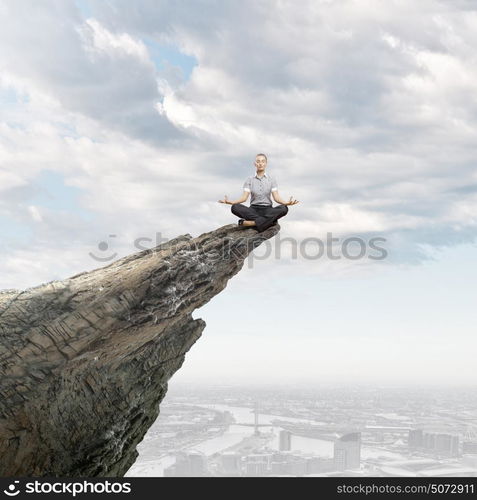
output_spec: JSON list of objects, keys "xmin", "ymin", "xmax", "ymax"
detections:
[{"xmin": 0, "ymin": 223, "xmax": 279, "ymax": 477}]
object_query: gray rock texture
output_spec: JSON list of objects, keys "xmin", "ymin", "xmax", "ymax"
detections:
[{"xmin": 0, "ymin": 223, "xmax": 279, "ymax": 477}]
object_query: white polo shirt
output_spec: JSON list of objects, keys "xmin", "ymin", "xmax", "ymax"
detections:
[{"xmin": 243, "ymin": 172, "xmax": 278, "ymax": 206}]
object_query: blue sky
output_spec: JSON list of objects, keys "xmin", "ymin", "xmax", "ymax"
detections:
[
  {"xmin": 142, "ymin": 37, "xmax": 197, "ymax": 82},
  {"xmin": 0, "ymin": 0, "xmax": 476, "ymax": 385}
]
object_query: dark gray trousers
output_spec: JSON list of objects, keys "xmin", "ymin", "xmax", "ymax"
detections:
[{"xmin": 231, "ymin": 203, "xmax": 288, "ymax": 232}]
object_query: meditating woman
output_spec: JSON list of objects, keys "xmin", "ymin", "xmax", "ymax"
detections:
[{"xmin": 218, "ymin": 153, "xmax": 299, "ymax": 232}]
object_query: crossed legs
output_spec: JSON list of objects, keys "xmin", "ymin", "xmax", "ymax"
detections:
[{"xmin": 231, "ymin": 203, "xmax": 288, "ymax": 232}]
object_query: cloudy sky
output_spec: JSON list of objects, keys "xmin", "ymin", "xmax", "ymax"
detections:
[{"xmin": 1, "ymin": 0, "xmax": 476, "ymax": 387}]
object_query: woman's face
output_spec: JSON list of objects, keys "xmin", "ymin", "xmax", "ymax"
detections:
[{"xmin": 255, "ymin": 155, "xmax": 267, "ymax": 170}]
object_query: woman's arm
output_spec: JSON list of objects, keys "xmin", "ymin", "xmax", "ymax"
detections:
[
  {"xmin": 272, "ymin": 191, "xmax": 299, "ymax": 205},
  {"xmin": 218, "ymin": 191, "xmax": 250, "ymax": 205}
]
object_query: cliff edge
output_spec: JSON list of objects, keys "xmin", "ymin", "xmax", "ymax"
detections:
[{"xmin": 0, "ymin": 223, "xmax": 279, "ymax": 477}]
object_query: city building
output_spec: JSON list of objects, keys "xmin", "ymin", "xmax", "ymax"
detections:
[
  {"xmin": 245, "ymin": 454, "xmax": 270, "ymax": 476},
  {"xmin": 334, "ymin": 432, "xmax": 361, "ymax": 471},
  {"xmin": 268, "ymin": 452, "xmax": 330, "ymax": 476},
  {"xmin": 305, "ymin": 456, "xmax": 335, "ymax": 475},
  {"xmin": 220, "ymin": 452, "xmax": 242, "ymax": 476},
  {"xmin": 270, "ymin": 451, "xmax": 290, "ymax": 475},
  {"xmin": 288, "ymin": 458, "xmax": 307, "ymax": 476},
  {"xmin": 408, "ymin": 429, "xmax": 424, "ymax": 449},
  {"xmin": 408, "ymin": 429, "xmax": 459, "ymax": 457},
  {"xmin": 463, "ymin": 441, "xmax": 477, "ymax": 454},
  {"xmin": 434, "ymin": 433, "xmax": 459, "ymax": 457},
  {"xmin": 279, "ymin": 430, "xmax": 292, "ymax": 451},
  {"xmin": 165, "ymin": 450, "xmax": 209, "ymax": 477}
]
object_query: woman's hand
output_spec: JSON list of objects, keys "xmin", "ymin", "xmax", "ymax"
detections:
[
  {"xmin": 286, "ymin": 196, "xmax": 299, "ymax": 206},
  {"xmin": 218, "ymin": 195, "xmax": 230, "ymax": 204}
]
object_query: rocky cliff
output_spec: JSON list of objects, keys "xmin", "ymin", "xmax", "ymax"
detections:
[{"xmin": 0, "ymin": 223, "xmax": 279, "ymax": 477}]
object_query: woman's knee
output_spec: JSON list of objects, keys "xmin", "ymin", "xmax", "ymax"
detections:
[
  {"xmin": 231, "ymin": 203, "xmax": 241, "ymax": 214},
  {"xmin": 281, "ymin": 204, "xmax": 289, "ymax": 214}
]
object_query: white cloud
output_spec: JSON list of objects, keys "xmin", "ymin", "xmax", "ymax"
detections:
[
  {"xmin": 27, "ymin": 205, "xmax": 43, "ymax": 222},
  {"xmin": 79, "ymin": 18, "xmax": 150, "ymax": 62},
  {"xmin": 0, "ymin": 0, "xmax": 477, "ymax": 291},
  {"xmin": 0, "ymin": 1, "xmax": 184, "ymax": 145}
]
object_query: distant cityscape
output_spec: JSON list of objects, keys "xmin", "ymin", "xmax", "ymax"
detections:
[{"xmin": 125, "ymin": 383, "xmax": 477, "ymax": 477}]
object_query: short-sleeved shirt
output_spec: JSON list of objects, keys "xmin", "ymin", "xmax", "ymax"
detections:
[{"xmin": 243, "ymin": 172, "xmax": 278, "ymax": 206}]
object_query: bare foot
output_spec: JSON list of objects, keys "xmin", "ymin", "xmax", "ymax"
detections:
[{"xmin": 243, "ymin": 220, "xmax": 256, "ymax": 227}]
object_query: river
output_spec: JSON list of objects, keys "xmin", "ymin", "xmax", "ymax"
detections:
[{"xmin": 126, "ymin": 403, "xmax": 337, "ymax": 476}]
